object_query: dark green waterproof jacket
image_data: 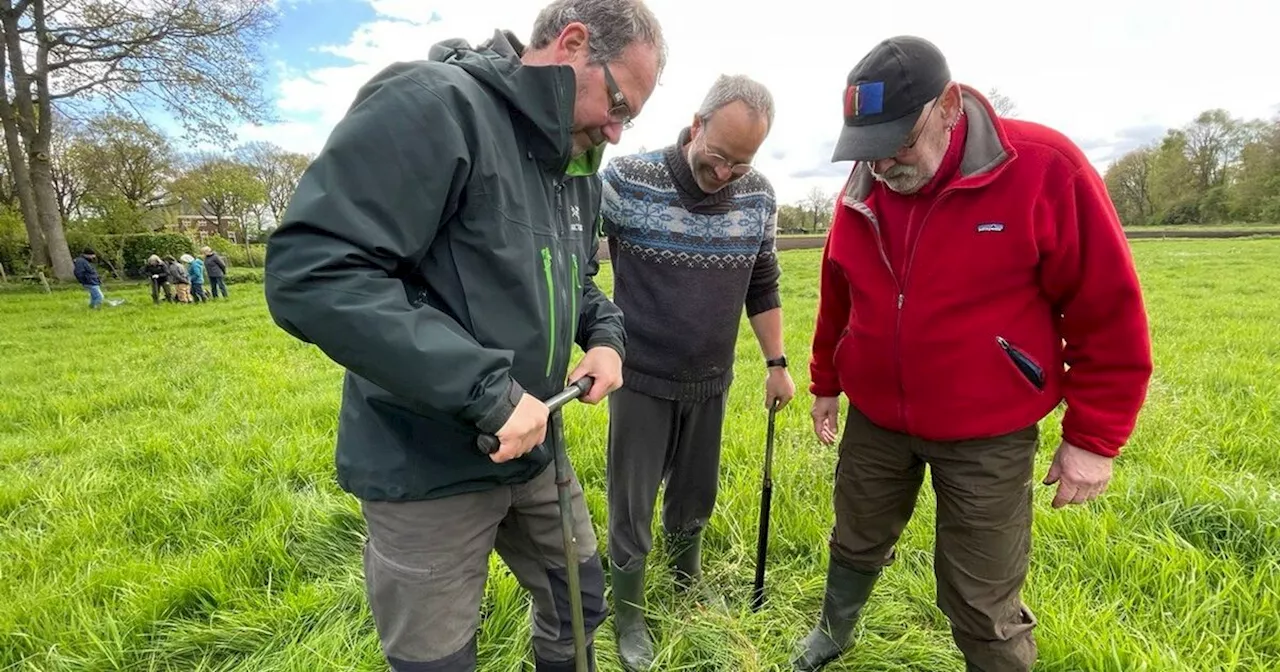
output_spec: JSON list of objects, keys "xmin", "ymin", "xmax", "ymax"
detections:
[{"xmin": 264, "ymin": 30, "xmax": 625, "ymax": 501}]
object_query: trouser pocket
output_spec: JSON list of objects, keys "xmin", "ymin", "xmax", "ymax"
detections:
[{"xmin": 360, "ymin": 492, "xmax": 506, "ymax": 669}]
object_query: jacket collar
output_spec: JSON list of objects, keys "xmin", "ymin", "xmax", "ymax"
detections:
[
  {"xmin": 840, "ymin": 84, "xmax": 1015, "ymax": 208},
  {"xmin": 432, "ymin": 30, "xmax": 577, "ymax": 174},
  {"xmin": 566, "ymin": 142, "xmax": 604, "ymax": 176}
]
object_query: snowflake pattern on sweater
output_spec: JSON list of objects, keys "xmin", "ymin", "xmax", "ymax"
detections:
[
  {"xmin": 600, "ymin": 148, "xmax": 778, "ymax": 270},
  {"xmin": 598, "ymin": 131, "xmax": 783, "ymax": 401}
]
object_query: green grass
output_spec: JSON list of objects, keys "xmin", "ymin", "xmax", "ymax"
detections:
[{"xmin": 2, "ymin": 239, "xmax": 1278, "ymax": 671}]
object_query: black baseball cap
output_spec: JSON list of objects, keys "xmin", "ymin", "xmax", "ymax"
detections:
[{"xmin": 832, "ymin": 36, "xmax": 951, "ymax": 162}]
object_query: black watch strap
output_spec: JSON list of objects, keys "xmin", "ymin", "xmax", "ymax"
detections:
[{"xmin": 766, "ymin": 356, "xmax": 787, "ymax": 369}]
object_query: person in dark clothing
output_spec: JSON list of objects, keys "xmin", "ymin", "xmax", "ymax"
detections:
[
  {"xmin": 165, "ymin": 255, "xmax": 191, "ymax": 303},
  {"xmin": 598, "ymin": 74, "xmax": 793, "ymax": 670},
  {"xmin": 144, "ymin": 254, "xmax": 172, "ymax": 304},
  {"xmin": 200, "ymin": 246, "xmax": 228, "ymax": 299},
  {"xmin": 72, "ymin": 248, "xmax": 104, "ymax": 309},
  {"xmin": 262, "ymin": 2, "xmax": 666, "ymax": 670}
]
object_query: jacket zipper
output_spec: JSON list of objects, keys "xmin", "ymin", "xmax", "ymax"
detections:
[
  {"xmin": 853, "ymin": 203, "xmax": 907, "ymax": 428},
  {"xmin": 902, "ymin": 193, "xmax": 950, "ymax": 296},
  {"xmin": 570, "ymin": 253, "xmax": 580, "ymax": 347},
  {"xmin": 542, "ymin": 246, "xmax": 556, "ymax": 378},
  {"xmin": 898, "ymin": 192, "xmax": 952, "ymax": 427},
  {"xmin": 554, "ymin": 182, "xmax": 571, "ymax": 382},
  {"xmin": 855, "ymin": 187, "xmax": 955, "ymax": 430}
]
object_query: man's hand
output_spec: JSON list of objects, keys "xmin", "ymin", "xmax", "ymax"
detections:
[
  {"xmin": 1042, "ymin": 440, "xmax": 1114, "ymax": 508},
  {"xmin": 568, "ymin": 345, "xmax": 623, "ymax": 404},
  {"xmin": 490, "ymin": 393, "xmax": 550, "ymax": 463},
  {"xmin": 811, "ymin": 396, "xmax": 840, "ymax": 445},
  {"xmin": 765, "ymin": 367, "xmax": 795, "ymax": 410}
]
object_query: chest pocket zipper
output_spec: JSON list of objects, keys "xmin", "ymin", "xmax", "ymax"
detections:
[
  {"xmin": 542, "ymin": 247, "xmax": 555, "ymax": 378},
  {"xmin": 570, "ymin": 253, "xmax": 580, "ymax": 349}
]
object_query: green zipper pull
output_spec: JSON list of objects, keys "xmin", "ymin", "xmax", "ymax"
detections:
[{"xmin": 542, "ymin": 247, "xmax": 556, "ymax": 377}]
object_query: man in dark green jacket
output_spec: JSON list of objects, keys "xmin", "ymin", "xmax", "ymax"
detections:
[{"xmin": 263, "ymin": 1, "xmax": 665, "ymax": 669}]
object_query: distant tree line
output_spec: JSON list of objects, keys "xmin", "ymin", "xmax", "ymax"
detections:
[
  {"xmin": 776, "ymin": 187, "xmax": 836, "ymax": 234},
  {"xmin": 0, "ymin": 108, "xmax": 312, "ymax": 277},
  {"xmin": 1105, "ymin": 109, "xmax": 1280, "ymax": 226}
]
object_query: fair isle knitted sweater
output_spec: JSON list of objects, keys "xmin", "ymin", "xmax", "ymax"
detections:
[{"xmin": 600, "ymin": 127, "xmax": 782, "ymax": 401}]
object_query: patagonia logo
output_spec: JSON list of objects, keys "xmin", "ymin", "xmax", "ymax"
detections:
[{"xmin": 977, "ymin": 222, "xmax": 1005, "ymax": 233}]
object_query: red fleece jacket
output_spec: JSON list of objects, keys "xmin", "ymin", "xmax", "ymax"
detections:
[{"xmin": 809, "ymin": 87, "xmax": 1153, "ymax": 457}]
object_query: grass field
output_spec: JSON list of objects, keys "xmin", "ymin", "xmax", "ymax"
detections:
[{"xmin": 2, "ymin": 239, "xmax": 1278, "ymax": 671}]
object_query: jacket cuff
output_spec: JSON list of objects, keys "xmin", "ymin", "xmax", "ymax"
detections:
[
  {"xmin": 585, "ymin": 334, "xmax": 626, "ymax": 363},
  {"xmin": 473, "ymin": 377, "xmax": 526, "ymax": 435},
  {"xmin": 808, "ymin": 381, "xmax": 841, "ymax": 398},
  {"xmin": 1062, "ymin": 429, "xmax": 1121, "ymax": 459}
]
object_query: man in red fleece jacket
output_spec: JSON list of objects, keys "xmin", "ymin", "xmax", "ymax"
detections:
[{"xmin": 793, "ymin": 36, "xmax": 1153, "ymax": 672}]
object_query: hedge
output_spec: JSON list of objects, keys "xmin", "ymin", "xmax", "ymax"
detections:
[{"xmin": 64, "ymin": 231, "xmax": 206, "ymax": 279}]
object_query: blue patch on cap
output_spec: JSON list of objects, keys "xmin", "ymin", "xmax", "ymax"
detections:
[{"xmin": 857, "ymin": 81, "xmax": 884, "ymax": 115}]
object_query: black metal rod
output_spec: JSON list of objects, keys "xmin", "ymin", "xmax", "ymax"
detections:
[{"xmin": 752, "ymin": 399, "xmax": 779, "ymax": 611}]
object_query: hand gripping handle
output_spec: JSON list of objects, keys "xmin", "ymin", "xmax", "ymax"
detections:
[{"xmin": 475, "ymin": 376, "xmax": 595, "ymax": 455}]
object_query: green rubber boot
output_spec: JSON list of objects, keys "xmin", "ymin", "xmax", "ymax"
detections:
[
  {"xmin": 792, "ymin": 556, "xmax": 881, "ymax": 671},
  {"xmin": 610, "ymin": 560, "xmax": 653, "ymax": 671},
  {"xmin": 668, "ymin": 530, "xmax": 703, "ymax": 590},
  {"xmin": 668, "ymin": 531, "xmax": 727, "ymax": 610}
]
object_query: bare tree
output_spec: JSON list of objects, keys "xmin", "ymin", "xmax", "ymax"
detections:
[
  {"xmin": 49, "ymin": 110, "xmax": 90, "ymax": 222},
  {"xmin": 1184, "ymin": 109, "xmax": 1244, "ymax": 191},
  {"xmin": 802, "ymin": 186, "xmax": 835, "ymax": 232},
  {"xmin": 238, "ymin": 141, "xmax": 311, "ymax": 227},
  {"xmin": 988, "ymin": 87, "xmax": 1018, "ymax": 117}
]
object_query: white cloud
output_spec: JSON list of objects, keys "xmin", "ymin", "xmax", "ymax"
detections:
[{"xmin": 241, "ymin": 0, "xmax": 1280, "ymax": 204}]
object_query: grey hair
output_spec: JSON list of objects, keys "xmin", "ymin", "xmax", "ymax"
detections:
[
  {"xmin": 529, "ymin": 0, "xmax": 668, "ymax": 74},
  {"xmin": 696, "ymin": 74, "xmax": 775, "ymax": 131}
]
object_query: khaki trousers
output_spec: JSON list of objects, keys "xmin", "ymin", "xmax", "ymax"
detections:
[{"xmin": 832, "ymin": 405, "xmax": 1040, "ymax": 672}]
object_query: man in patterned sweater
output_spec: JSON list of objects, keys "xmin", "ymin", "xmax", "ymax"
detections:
[{"xmin": 599, "ymin": 74, "xmax": 795, "ymax": 670}]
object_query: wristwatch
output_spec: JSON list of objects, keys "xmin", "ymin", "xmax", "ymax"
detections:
[{"xmin": 766, "ymin": 356, "xmax": 787, "ymax": 369}]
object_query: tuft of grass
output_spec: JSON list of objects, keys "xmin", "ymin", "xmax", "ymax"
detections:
[{"xmin": 2, "ymin": 238, "xmax": 1278, "ymax": 671}]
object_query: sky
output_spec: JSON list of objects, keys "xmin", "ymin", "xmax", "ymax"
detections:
[{"xmin": 233, "ymin": 0, "xmax": 1280, "ymax": 205}]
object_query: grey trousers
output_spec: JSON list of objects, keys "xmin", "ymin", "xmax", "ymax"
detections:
[
  {"xmin": 360, "ymin": 453, "xmax": 606, "ymax": 671},
  {"xmin": 606, "ymin": 385, "xmax": 727, "ymax": 571}
]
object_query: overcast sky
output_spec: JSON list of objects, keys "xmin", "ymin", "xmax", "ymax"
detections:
[{"xmin": 244, "ymin": 0, "xmax": 1280, "ymax": 205}]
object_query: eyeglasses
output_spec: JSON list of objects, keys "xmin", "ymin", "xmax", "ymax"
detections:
[
  {"xmin": 898, "ymin": 100, "xmax": 938, "ymax": 154},
  {"xmin": 600, "ymin": 62, "xmax": 634, "ymax": 129},
  {"xmin": 697, "ymin": 131, "xmax": 753, "ymax": 177}
]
